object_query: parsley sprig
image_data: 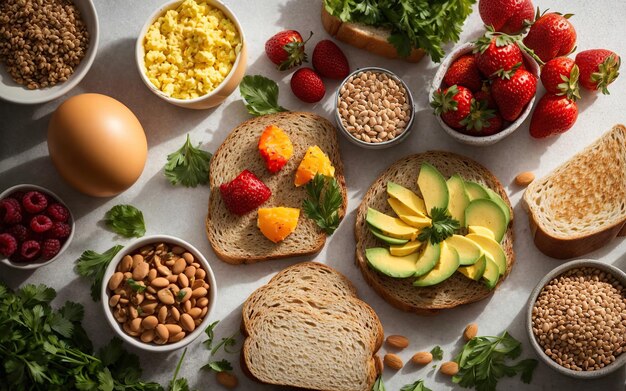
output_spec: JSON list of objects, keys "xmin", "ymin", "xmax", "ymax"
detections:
[
  {"xmin": 302, "ymin": 174, "xmax": 343, "ymax": 235},
  {"xmin": 164, "ymin": 134, "xmax": 212, "ymax": 188},
  {"xmin": 201, "ymin": 320, "xmax": 239, "ymax": 373},
  {"xmin": 239, "ymin": 75, "xmax": 288, "ymax": 116},
  {"xmin": 127, "ymin": 278, "xmax": 147, "ymax": 293},
  {"xmin": 104, "ymin": 204, "xmax": 146, "ymax": 238},
  {"xmin": 74, "ymin": 245, "xmax": 124, "ymax": 301},
  {"xmin": 400, "ymin": 379, "xmax": 432, "ymax": 391},
  {"xmin": 418, "ymin": 207, "xmax": 460, "ymax": 245},
  {"xmin": 430, "ymin": 345, "xmax": 444, "ymax": 361}
]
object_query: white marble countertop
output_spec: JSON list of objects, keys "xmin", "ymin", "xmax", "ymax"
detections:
[{"xmin": 1, "ymin": 0, "xmax": 625, "ymax": 390}]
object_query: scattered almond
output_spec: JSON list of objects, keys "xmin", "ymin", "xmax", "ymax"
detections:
[
  {"xmin": 463, "ymin": 323, "xmax": 478, "ymax": 341},
  {"xmin": 440, "ymin": 361, "xmax": 459, "ymax": 376},
  {"xmin": 383, "ymin": 353, "xmax": 403, "ymax": 370},
  {"xmin": 515, "ymin": 171, "xmax": 535, "ymax": 186},
  {"xmin": 411, "ymin": 351, "xmax": 433, "ymax": 365},
  {"xmin": 386, "ymin": 335, "xmax": 409, "ymax": 349},
  {"xmin": 216, "ymin": 371, "xmax": 238, "ymax": 389}
]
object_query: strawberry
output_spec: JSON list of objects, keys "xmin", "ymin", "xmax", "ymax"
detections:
[
  {"xmin": 523, "ymin": 11, "xmax": 576, "ymax": 63},
  {"xmin": 460, "ymin": 100, "xmax": 504, "ymax": 136},
  {"xmin": 491, "ymin": 67, "xmax": 537, "ymax": 121},
  {"xmin": 540, "ymin": 57, "xmax": 580, "ymax": 99},
  {"xmin": 290, "ymin": 68, "xmax": 325, "ymax": 103},
  {"xmin": 575, "ymin": 49, "xmax": 621, "ymax": 94},
  {"xmin": 219, "ymin": 170, "xmax": 271, "ymax": 215},
  {"xmin": 431, "ymin": 85, "xmax": 474, "ymax": 130},
  {"xmin": 530, "ymin": 93, "xmax": 578, "ymax": 138},
  {"xmin": 443, "ymin": 55, "xmax": 483, "ymax": 92},
  {"xmin": 265, "ymin": 30, "xmax": 312, "ymax": 71},
  {"xmin": 479, "ymin": 0, "xmax": 535, "ymax": 34},
  {"xmin": 474, "ymin": 83, "xmax": 497, "ymax": 109},
  {"xmin": 474, "ymin": 30, "xmax": 524, "ymax": 78},
  {"xmin": 312, "ymin": 40, "xmax": 349, "ymax": 80}
]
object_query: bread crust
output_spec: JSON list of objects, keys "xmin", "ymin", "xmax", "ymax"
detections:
[
  {"xmin": 355, "ymin": 151, "xmax": 515, "ymax": 314},
  {"xmin": 206, "ymin": 112, "xmax": 348, "ymax": 264},
  {"xmin": 321, "ymin": 7, "xmax": 425, "ymax": 63}
]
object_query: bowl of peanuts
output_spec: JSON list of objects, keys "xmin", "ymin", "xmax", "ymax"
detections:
[
  {"xmin": 335, "ymin": 67, "xmax": 415, "ymax": 149},
  {"xmin": 101, "ymin": 235, "xmax": 216, "ymax": 352},
  {"xmin": 0, "ymin": 0, "xmax": 99, "ymax": 105},
  {"xmin": 527, "ymin": 259, "xmax": 626, "ymax": 378}
]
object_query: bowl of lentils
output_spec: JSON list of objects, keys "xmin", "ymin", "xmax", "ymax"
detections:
[
  {"xmin": 527, "ymin": 259, "xmax": 626, "ymax": 378},
  {"xmin": 334, "ymin": 67, "xmax": 415, "ymax": 149}
]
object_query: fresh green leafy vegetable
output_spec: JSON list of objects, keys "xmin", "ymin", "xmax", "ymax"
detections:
[
  {"xmin": 104, "ymin": 204, "xmax": 146, "ymax": 238},
  {"xmin": 430, "ymin": 345, "xmax": 444, "ymax": 361},
  {"xmin": 202, "ymin": 359, "xmax": 233, "ymax": 373},
  {"xmin": 323, "ymin": 0, "xmax": 476, "ymax": 62},
  {"xmin": 418, "ymin": 207, "xmax": 460, "ymax": 245},
  {"xmin": 372, "ymin": 375, "xmax": 386, "ymax": 391},
  {"xmin": 127, "ymin": 278, "xmax": 147, "ymax": 293},
  {"xmin": 401, "ymin": 379, "xmax": 432, "ymax": 391},
  {"xmin": 164, "ymin": 134, "xmax": 212, "ymax": 188},
  {"xmin": 74, "ymin": 245, "xmax": 124, "ymax": 301},
  {"xmin": 201, "ymin": 321, "xmax": 238, "ymax": 374},
  {"xmin": 211, "ymin": 332, "xmax": 239, "ymax": 355},
  {"xmin": 452, "ymin": 332, "xmax": 538, "ymax": 391},
  {"xmin": 302, "ymin": 174, "xmax": 343, "ymax": 235},
  {"xmin": 203, "ymin": 321, "xmax": 220, "ymax": 349},
  {"xmin": 239, "ymin": 75, "xmax": 288, "ymax": 116}
]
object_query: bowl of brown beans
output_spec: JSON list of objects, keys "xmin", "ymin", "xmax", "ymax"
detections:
[
  {"xmin": 101, "ymin": 235, "xmax": 216, "ymax": 352},
  {"xmin": 0, "ymin": 0, "xmax": 99, "ymax": 105},
  {"xmin": 334, "ymin": 67, "xmax": 415, "ymax": 149},
  {"xmin": 527, "ymin": 259, "xmax": 626, "ymax": 378}
]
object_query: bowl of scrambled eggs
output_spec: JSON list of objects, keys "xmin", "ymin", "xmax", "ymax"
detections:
[{"xmin": 136, "ymin": 0, "xmax": 246, "ymax": 109}]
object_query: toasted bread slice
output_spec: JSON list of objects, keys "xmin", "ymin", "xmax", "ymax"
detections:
[
  {"xmin": 523, "ymin": 124, "xmax": 626, "ymax": 259},
  {"xmin": 355, "ymin": 151, "xmax": 515, "ymax": 314},
  {"xmin": 206, "ymin": 112, "xmax": 347, "ymax": 264},
  {"xmin": 321, "ymin": 6, "xmax": 425, "ymax": 63}
]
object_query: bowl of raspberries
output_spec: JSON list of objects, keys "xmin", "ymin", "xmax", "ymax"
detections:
[{"xmin": 0, "ymin": 184, "xmax": 74, "ymax": 269}]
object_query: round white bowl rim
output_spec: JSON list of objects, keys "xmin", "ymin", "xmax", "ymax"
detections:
[
  {"xmin": 0, "ymin": 184, "xmax": 76, "ymax": 270},
  {"xmin": 101, "ymin": 234, "xmax": 217, "ymax": 352}
]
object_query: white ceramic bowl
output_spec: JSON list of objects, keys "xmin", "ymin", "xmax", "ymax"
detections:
[
  {"xmin": 0, "ymin": 0, "xmax": 99, "ymax": 105},
  {"xmin": 135, "ymin": 0, "xmax": 247, "ymax": 109},
  {"xmin": 526, "ymin": 259, "xmax": 626, "ymax": 379},
  {"xmin": 334, "ymin": 67, "xmax": 416, "ymax": 149},
  {"xmin": 429, "ymin": 42, "xmax": 540, "ymax": 146},
  {"xmin": 101, "ymin": 235, "xmax": 217, "ymax": 352},
  {"xmin": 0, "ymin": 184, "xmax": 75, "ymax": 269}
]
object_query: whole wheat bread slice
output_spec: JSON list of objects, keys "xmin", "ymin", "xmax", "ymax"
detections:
[
  {"xmin": 355, "ymin": 151, "xmax": 515, "ymax": 315},
  {"xmin": 321, "ymin": 6, "xmax": 425, "ymax": 63},
  {"xmin": 523, "ymin": 124, "xmax": 626, "ymax": 259},
  {"xmin": 206, "ymin": 112, "xmax": 347, "ymax": 264}
]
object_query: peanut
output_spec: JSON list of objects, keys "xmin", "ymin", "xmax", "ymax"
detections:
[{"xmin": 383, "ymin": 353, "xmax": 403, "ymax": 370}]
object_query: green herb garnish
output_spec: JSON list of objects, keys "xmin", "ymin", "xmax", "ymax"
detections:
[
  {"xmin": 75, "ymin": 245, "xmax": 124, "ymax": 301},
  {"xmin": 104, "ymin": 204, "xmax": 146, "ymax": 238},
  {"xmin": 203, "ymin": 321, "xmax": 220, "ymax": 349},
  {"xmin": 127, "ymin": 278, "xmax": 147, "ymax": 293},
  {"xmin": 168, "ymin": 348, "xmax": 194, "ymax": 391},
  {"xmin": 430, "ymin": 345, "xmax": 443, "ymax": 361},
  {"xmin": 202, "ymin": 359, "xmax": 233, "ymax": 373},
  {"xmin": 400, "ymin": 379, "xmax": 432, "ymax": 391},
  {"xmin": 418, "ymin": 207, "xmax": 460, "ymax": 245},
  {"xmin": 175, "ymin": 290, "xmax": 187, "ymax": 302},
  {"xmin": 201, "ymin": 321, "xmax": 236, "ymax": 374},
  {"xmin": 453, "ymin": 332, "xmax": 538, "ymax": 391},
  {"xmin": 372, "ymin": 375, "xmax": 386, "ymax": 391},
  {"xmin": 211, "ymin": 332, "xmax": 238, "ymax": 355},
  {"xmin": 302, "ymin": 174, "xmax": 343, "ymax": 235},
  {"xmin": 239, "ymin": 75, "xmax": 288, "ymax": 116},
  {"xmin": 164, "ymin": 134, "xmax": 212, "ymax": 188}
]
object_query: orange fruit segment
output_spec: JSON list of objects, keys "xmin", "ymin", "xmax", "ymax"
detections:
[
  {"xmin": 258, "ymin": 125, "xmax": 293, "ymax": 174},
  {"xmin": 294, "ymin": 145, "xmax": 335, "ymax": 187},
  {"xmin": 257, "ymin": 207, "xmax": 300, "ymax": 243}
]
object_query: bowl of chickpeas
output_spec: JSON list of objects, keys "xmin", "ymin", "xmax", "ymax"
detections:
[{"xmin": 101, "ymin": 235, "xmax": 217, "ymax": 352}]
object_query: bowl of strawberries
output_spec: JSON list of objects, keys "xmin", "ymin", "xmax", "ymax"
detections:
[
  {"xmin": 430, "ymin": 33, "xmax": 540, "ymax": 146},
  {"xmin": 0, "ymin": 184, "xmax": 74, "ymax": 269}
]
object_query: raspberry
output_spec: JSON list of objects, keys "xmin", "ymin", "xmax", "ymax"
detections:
[
  {"xmin": 30, "ymin": 215, "xmax": 53, "ymax": 233},
  {"xmin": 0, "ymin": 198, "xmax": 22, "ymax": 224},
  {"xmin": 49, "ymin": 222, "xmax": 71, "ymax": 239},
  {"xmin": 46, "ymin": 203, "xmax": 70, "ymax": 222},
  {"xmin": 42, "ymin": 239, "xmax": 61, "ymax": 260},
  {"xmin": 6, "ymin": 224, "xmax": 28, "ymax": 242},
  {"xmin": 20, "ymin": 240, "xmax": 41, "ymax": 260},
  {"xmin": 22, "ymin": 191, "xmax": 48, "ymax": 213},
  {"xmin": 0, "ymin": 233, "xmax": 17, "ymax": 257}
]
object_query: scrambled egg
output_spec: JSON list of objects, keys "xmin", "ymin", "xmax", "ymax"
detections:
[{"xmin": 143, "ymin": 0, "xmax": 241, "ymax": 100}]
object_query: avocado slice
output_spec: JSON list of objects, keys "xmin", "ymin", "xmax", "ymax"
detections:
[
  {"xmin": 413, "ymin": 242, "xmax": 441, "ymax": 277},
  {"xmin": 417, "ymin": 163, "xmax": 449, "ymax": 214},
  {"xmin": 465, "ymin": 199, "xmax": 507, "ymax": 242},
  {"xmin": 369, "ymin": 226, "xmax": 409, "ymax": 245},
  {"xmin": 388, "ymin": 198, "xmax": 426, "ymax": 219},
  {"xmin": 485, "ymin": 188, "xmax": 511, "ymax": 226},
  {"xmin": 446, "ymin": 174, "xmax": 470, "ymax": 226},
  {"xmin": 458, "ymin": 254, "xmax": 487, "ymax": 281},
  {"xmin": 482, "ymin": 254, "xmax": 500, "ymax": 290},
  {"xmin": 413, "ymin": 242, "xmax": 460, "ymax": 287},
  {"xmin": 468, "ymin": 225, "xmax": 495, "ymax": 240},
  {"xmin": 387, "ymin": 182, "xmax": 427, "ymax": 216},
  {"xmin": 464, "ymin": 181, "xmax": 489, "ymax": 201},
  {"xmin": 466, "ymin": 233, "xmax": 507, "ymax": 277},
  {"xmin": 445, "ymin": 234, "xmax": 482, "ymax": 265},
  {"xmin": 388, "ymin": 198, "xmax": 430, "ymax": 227},
  {"xmin": 366, "ymin": 208, "xmax": 418, "ymax": 240},
  {"xmin": 365, "ymin": 247, "xmax": 417, "ymax": 278},
  {"xmin": 398, "ymin": 214, "xmax": 431, "ymax": 229},
  {"xmin": 390, "ymin": 241, "xmax": 422, "ymax": 256}
]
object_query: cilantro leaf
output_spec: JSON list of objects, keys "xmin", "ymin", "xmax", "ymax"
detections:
[
  {"xmin": 164, "ymin": 134, "xmax": 212, "ymax": 188},
  {"xmin": 127, "ymin": 278, "xmax": 147, "ymax": 293},
  {"xmin": 74, "ymin": 245, "xmax": 124, "ymax": 301},
  {"xmin": 211, "ymin": 333, "xmax": 238, "ymax": 355},
  {"xmin": 59, "ymin": 301, "xmax": 85, "ymax": 323},
  {"xmin": 400, "ymin": 379, "xmax": 432, "ymax": 391},
  {"xmin": 203, "ymin": 321, "xmax": 219, "ymax": 349},
  {"xmin": 104, "ymin": 204, "xmax": 146, "ymax": 238},
  {"xmin": 202, "ymin": 359, "xmax": 233, "ymax": 373},
  {"xmin": 430, "ymin": 345, "xmax": 444, "ymax": 361},
  {"xmin": 168, "ymin": 348, "xmax": 195, "ymax": 391},
  {"xmin": 302, "ymin": 174, "xmax": 343, "ymax": 235},
  {"xmin": 372, "ymin": 375, "xmax": 386, "ymax": 391},
  {"xmin": 17, "ymin": 284, "xmax": 56, "ymax": 307},
  {"xmin": 418, "ymin": 207, "xmax": 460, "ymax": 245},
  {"xmin": 239, "ymin": 75, "xmax": 288, "ymax": 116}
]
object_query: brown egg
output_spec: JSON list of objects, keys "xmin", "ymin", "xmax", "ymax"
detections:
[{"xmin": 47, "ymin": 93, "xmax": 147, "ymax": 197}]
